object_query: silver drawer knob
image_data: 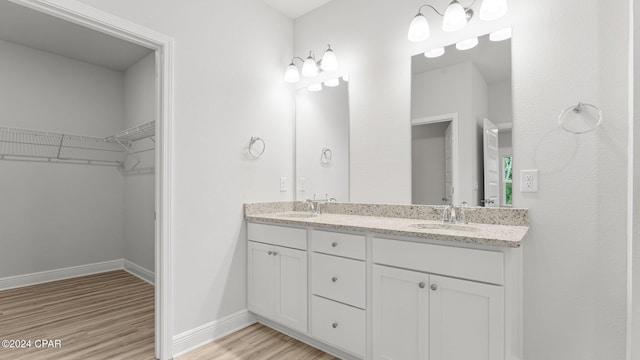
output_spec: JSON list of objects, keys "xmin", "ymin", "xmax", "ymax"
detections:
[
  {"xmin": 331, "ymin": 242, "xmax": 338, "ymax": 247},
  {"xmin": 431, "ymin": 284, "xmax": 438, "ymax": 291},
  {"xmin": 272, "ymin": 251, "xmax": 278, "ymax": 256},
  {"xmin": 332, "ymin": 322, "xmax": 338, "ymax": 328},
  {"xmin": 331, "ymin": 276, "xmax": 338, "ymax": 283},
  {"xmin": 268, "ymin": 251, "xmax": 273, "ymax": 255},
  {"xmin": 418, "ymin": 282, "xmax": 425, "ymax": 289}
]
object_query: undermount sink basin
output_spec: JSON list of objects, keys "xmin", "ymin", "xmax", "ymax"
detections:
[
  {"xmin": 278, "ymin": 212, "xmax": 317, "ymax": 219},
  {"xmin": 410, "ymin": 223, "xmax": 478, "ymax": 232}
]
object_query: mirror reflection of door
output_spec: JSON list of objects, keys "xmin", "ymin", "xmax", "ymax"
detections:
[
  {"xmin": 483, "ymin": 118, "xmax": 499, "ymax": 207},
  {"xmin": 412, "ymin": 117, "xmax": 455, "ymax": 205}
]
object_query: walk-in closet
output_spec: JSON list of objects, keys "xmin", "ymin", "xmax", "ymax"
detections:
[{"xmin": 0, "ymin": 1, "xmax": 158, "ymax": 357}]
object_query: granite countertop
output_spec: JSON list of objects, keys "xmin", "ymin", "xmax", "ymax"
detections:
[{"xmin": 245, "ymin": 203, "xmax": 529, "ymax": 248}]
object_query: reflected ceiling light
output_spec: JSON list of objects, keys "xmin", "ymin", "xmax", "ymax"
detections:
[
  {"xmin": 284, "ymin": 44, "xmax": 340, "ymax": 83},
  {"xmin": 479, "ymin": 0, "xmax": 508, "ymax": 21},
  {"xmin": 324, "ymin": 78, "xmax": 340, "ymax": 87},
  {"xmin": 456, "ymin": 37, "xmax": 478, "ymax": 50},
  {"xmin": 308, "ymin": 83, "xmax": 322, "ymax": 92},
  {"xmin": 408, "ymin": 0, "xmax": 508, "ymax": 42},
  {"xmin": 424, "ymin": 47, "xmax": 445, "ymax": 58},
  {"xmin": 490, "ymin": 27, "xmax": 512, "ymax": 41}
]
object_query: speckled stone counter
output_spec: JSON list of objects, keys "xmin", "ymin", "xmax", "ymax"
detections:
[{"xmin": 244, "ymin": 202, "xmax": 529, "ymax": 248}]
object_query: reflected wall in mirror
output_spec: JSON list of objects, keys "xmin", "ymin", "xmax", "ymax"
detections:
[
  {"xmin": 411, "ymin": 33, "xmax": 512, "ymax": 207},
  {"xmin": 295, "ymin": 80, "xmax": 349, "ymax": 201}
]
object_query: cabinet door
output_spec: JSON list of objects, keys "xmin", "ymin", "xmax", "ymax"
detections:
[
  {"xmin": 373, "ymin": 265, "xmax": 429, "ymax": 360},
  {"xmin": 274, "ymin": 246, "xmax": 308, "ymax": 333},
  {"xmin": 429, "ymin": 275, "xmax": 504, "ymax": 360},
  {"xmin": 247, "ymin": 241, "xmax": 275, "ymax": 319}
]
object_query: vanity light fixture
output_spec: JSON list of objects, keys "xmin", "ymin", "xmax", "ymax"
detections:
[
  {"xmin": 424, "ymin": 47, "xmax": 445, "ymax": 58},
  {"xmin": 489, "ymin": 27, "xmax": 512, "ymax": 41},
  {"xmin": 324, "ymin": 78, "xmax": 340, "ymax": 87},
  {"xmin": 284, "ymin": 44, "xmax": 339, "ymax": 83},
  {"xmin": 308, "ymin": 83, "xmax": 323, "ymax": 92},
  {"xmin": 456, "ymin": 37, "xmax": 478, "ymax": 50},
  {"xmin": 408, "ymin": 0, "xmax": 508, "ymax": 42}
]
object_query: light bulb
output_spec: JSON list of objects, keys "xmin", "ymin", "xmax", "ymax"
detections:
[
  {"xmin": 408, "ymin": 13, "xmax": 430, "ymax": 42},
  {"xmin": 442, "ymin": 1, "xmax": 467, "ymax": 32},
  {"xmin": 302, "ymin": 54, "xmax": 318, "ymax": 77},
  {"xmin": 456, "ymin": 37, "xmax": 478, "ymax": 50},
  {"xmin": 424, "ymin": 47, "xmax": 445, "ymax": 58},
  {"xmin": 284, "ymin": 63, "xmax": 300, "ymax": 83},
  {"xmin": 479, "ymin": 0, "xmax": 507, "ymax": 21},
  {"xmin": 321, "ymin": 46, "xmax": 338, "ymax": 71},
  {"xmin": 342, "ymin": 74, "xmax": 349, "ymax": 82},
  {"xmin": 308, "ymin": 83, "xmax": 322, "ymax": 92},
  {"xmin": 324, "ymin": 78, "xmax": 340, "ymax": 87},
  {"xmin": 490, "ymin": 28, "xmax": 512, "ymax": 41}
]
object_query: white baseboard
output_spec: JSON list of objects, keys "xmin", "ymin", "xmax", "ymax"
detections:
[
  {"xmin": 172, "ymin": 310, "xmax": 256, "ymax": 358},
  {"xmin": 123, "ymin": 259, "xmax": 155, "ymax": 285},
  {"xmin": 0, "ymin": 259, "xmax": 124, "ymax": 291}
]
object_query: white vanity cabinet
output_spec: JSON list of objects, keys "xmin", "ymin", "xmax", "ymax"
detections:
[
  {"xmin": 372, "ymin": 238, "xmax": 505, "ymax": 360},
  {"xmin": 247, "ymin": 223, "xmax": 308, "ymax": 334},
  {"xmin": 246, "ymin": 221, "xmax": 522, "ymax": 360}
]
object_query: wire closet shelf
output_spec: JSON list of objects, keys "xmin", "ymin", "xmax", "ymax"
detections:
[{"xmin": 0, "ymin": 121, "xmax": 155, "ymax": 168}]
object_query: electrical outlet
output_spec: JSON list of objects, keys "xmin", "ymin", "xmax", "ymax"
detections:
[
  {"xmin": 520, "ymin": 169, "xmax": 539, "ymax": 193},
  {"xmin": 298, "ymin": 177, "xmax": 306, "ymax": 192},
  {"xmin": 280, "ymin": 177, "xmax": 287, "ymax": 192}
]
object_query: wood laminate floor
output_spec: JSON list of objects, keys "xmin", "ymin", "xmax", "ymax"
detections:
[
  {"xmin": 0, "ymin": 270, "xmax": 155, "ymax": 360},
  {"xmin": 0, "ymin": 271, "xmax": 337, "ymax": 360},
  {"xmin": 177, "ymin": 323, "xmax": 338, "ymax": 360}
]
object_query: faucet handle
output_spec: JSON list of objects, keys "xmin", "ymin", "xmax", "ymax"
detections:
[{"xmin": 458, "ymin": 201, "xmax": 469, "ymax": 224}]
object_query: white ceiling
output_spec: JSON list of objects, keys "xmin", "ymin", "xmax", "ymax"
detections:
[
  {"xmin": 412, "ymin": 36, "xmax": 511, "ymax": 84},
  {"xmin": 263, "ymin": 0, "xmax": 334, "ymax": 19},
  {"xmin": 0, "ymin": 1, "xmax": 152, "ymax": 71}
]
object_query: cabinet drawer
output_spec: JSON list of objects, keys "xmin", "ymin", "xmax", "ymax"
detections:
[
  {"xmin": 311, "ymin": 230, "xmax": 365, "ymax": 260},
  {"xmin": 247, "ymin": 222, "xmax": 307, "ymax": 250},
  {"xmin": 311, "ymin": 295, "xmax": 365, "ymax": 357},
  {"xmin": 312, "ymin": 253, "xmax": 366, "ymax": 309},
  {"xmin": 373, "ymin": 237, "xmax": 504, "ymax": 285}
]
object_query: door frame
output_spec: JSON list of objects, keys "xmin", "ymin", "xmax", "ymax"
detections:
[
  {"xmin": 9, "ymin": 1, "xmax": 175, "ymax": 359},
  {"xmin": 411, "ymin": 113, "xmax": 460, "ymax": 205}
]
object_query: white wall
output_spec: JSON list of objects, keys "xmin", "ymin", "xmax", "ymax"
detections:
[
  {"xmin": 411, "ymin": 122, "xmax": 447, "ymax": 204},
  {"xmin": 0, "ymin": 39, "xmax": 125, "ymax": 277},
  {"xmin": 123, "ymin": 52, "xmax": 155, "ymax": 273},
  {"xmin": 295, "ymin": 0, "xmax": 629, "ymax": 358},
  {"xmin": 632, "ymin": 0, "xmax": 639, "ymax": 356},
  {"xmin": 75, "ymin": 0, "xmax": 294, "ymax": 338},
  {"xmin": 489, "ymin": 80, "xmax": 513, "ymax": 125},
  {"xmin": 295, "ymin": 81, "xmax": 349, "ymax": 202}
]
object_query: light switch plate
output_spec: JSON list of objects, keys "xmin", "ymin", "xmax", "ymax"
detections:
[
  {"xmin": 298, "ymin": 177, "xmax": 306, "ymax": 192},
  {"xmin": 520, "ymin": 169, "xmax": 539, "ymax": 193},
  {"xmin": 280, "ymin": 177, "xmax": 287, "ymax": 192}
]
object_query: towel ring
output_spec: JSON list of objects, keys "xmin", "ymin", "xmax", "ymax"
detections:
[
  {"xmin": 320, "ymin": 148, "xmax": 332, "ymax": 165},
  {"xmin": 248, "ymin": 136, "xmax": 265, "ymax": 159},
  {"xmin": 558, "ymin": 102, "xmax": 602, "ymax": 134}
]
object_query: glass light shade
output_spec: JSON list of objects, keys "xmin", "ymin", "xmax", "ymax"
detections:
[
  {"xmin": 302, "ymin": 56, "xmax": 318, "ymax": 77},
  {"xmin": 456, "ymin": 37, "xmax": 478, "ymax": 50},
  {"xmin": 442, "ymin": 1, "xmax": 467, "ymax": 32},
  {"xmin": 479, "ymin": 0, "xmax": 508, "ymax": 21},
  {"xmin": 308, "ymin": 83, "xmax": 322, "ymax": 92},
  {"xmin": 321, "ymin": 48, "xmax": 338, "ymax": 71},
  {"xmin": 284, "ymin": 63, "xmax": 300, "ymax": 83},
  {"xmin": 342, "ymin": 74, "xmax": 349, "ymax": 82},
  {"xmin": 424, "ymin": 47, "xmax": 445, "ymax": 58},
  {"xmin": 490, "ymin": 28, "xmax": 512, "ymax": 41},
  {"xmin": 324, "ymin": 78, "xmax": 340, "ymax": 87},
  {"xmin": 408, "ymin": 13, "xmax": 430, "ymax": 42}
]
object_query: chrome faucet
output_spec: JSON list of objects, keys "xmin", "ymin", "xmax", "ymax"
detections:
[
  {"xmin": 442, "ymin": 201, "xmax": 469, "ymax": 224},
  {"xmin": 306, "ymin": 199, "xmax": 321, "ymax": 215}
]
